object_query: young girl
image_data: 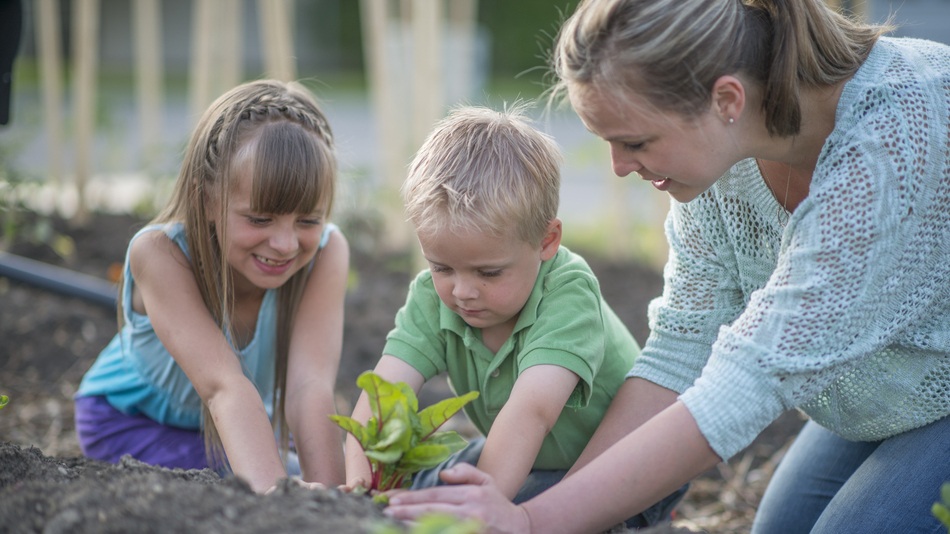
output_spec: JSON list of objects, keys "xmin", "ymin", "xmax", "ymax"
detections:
[{"xmin": 74, "ymin": 79, "xmax": 349, "ymax": 493}]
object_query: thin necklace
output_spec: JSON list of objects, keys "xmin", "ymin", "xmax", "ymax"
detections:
[{"xmin": 759, "ymin": 160, "xmax": 791, "ymax": 227}]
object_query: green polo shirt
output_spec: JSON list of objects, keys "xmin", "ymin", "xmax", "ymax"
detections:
[{"xmin": 383, "ymin": 246, "xmax": 639, "ymax": 470}]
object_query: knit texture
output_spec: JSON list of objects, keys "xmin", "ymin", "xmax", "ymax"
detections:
[{"xmin": 630, "ymin": 37, "xmax": 950, "ymax": 460}]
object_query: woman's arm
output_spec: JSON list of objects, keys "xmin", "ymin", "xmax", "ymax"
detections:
[
  {"xmin": 284, "ymin": 230, "xmax": 350, "ymax": 486},
  {"xmin": 567, "ymin": 377, "xmax": 678, "ymax": 476},
  {"xmin": 344, "ymin": 355, "xmax": 426, "ymax": 489},
  {"xmin": 130, "ymin": 231, "xmax": 286, "ymax": 493},
  {"xmin": 477, "ymin": 365, "xmax": 579, "ymax": 499},
  {"xmin": 386, "ymin": 401, "xmax": 720, "ymax": 534}
]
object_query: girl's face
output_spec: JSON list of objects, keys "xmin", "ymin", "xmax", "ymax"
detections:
[
  {"xmin": 218, "ymin": 163, "xmax": 324, "ymax": 296},
  {"xmin": 418, "ymin": 224, "xmax": 559, "ymax": 343},
  {"xmin": 570, "ymin": 86, "xmax": 736, "ymax": 203}
]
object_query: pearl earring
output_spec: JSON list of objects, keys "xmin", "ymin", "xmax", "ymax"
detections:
[{"xmin": 728, "ymin": 117, "xmax": 735, "ymax": 124}]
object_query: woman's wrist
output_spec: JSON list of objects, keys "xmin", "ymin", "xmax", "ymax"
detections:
[{"xmin": 519, "ymin": 503, "xmax": 535, "ymax": 534}]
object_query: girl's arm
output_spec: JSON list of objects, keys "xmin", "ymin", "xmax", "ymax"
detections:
[
  {"xmin": 344, "ymin": 355, "xmax": 426, "ymax": 490},
  {"xmin": 477, "ymin": 364, "xmax": 579, "ymax": 500},
  {"xmin": 284, "ymin": 230, "xmax": 349, "ymax": 486},
  {"xmin": 387, "ymin": 401, "xmax": 720, "ymax": 533},
  {"xmin": 130, "ymin": 231, "xmax": 286, "ymax": 493},
  {"xmin": 566, "ymin": 377, "xmax": 678, "ymax": 476}
]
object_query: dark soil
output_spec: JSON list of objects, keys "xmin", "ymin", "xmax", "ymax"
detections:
[{"xmin": 0, "ymin": 211, "xmax": 804, "ymax": 533}]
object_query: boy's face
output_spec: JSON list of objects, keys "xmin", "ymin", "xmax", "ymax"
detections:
[{"xmin": 418, "ymin": 223, "xmax": 560, "ymax": 344}]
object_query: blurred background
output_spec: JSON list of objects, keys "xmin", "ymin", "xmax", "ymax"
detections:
[{"xmin": 1, "ymin": 0, "xmax": 949, "ymax": 268}]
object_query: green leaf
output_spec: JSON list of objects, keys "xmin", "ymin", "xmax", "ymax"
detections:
[
  {"xmin": 0, "ymin": 395, "xmax": 8, "ymax": 410},
  {"xmin": 935, "ymin": 482, "xmax": 950, "ymax": 530},
  {"xmin": 329, "ymin": 372, "xmax": 480, "ymax": 493},
  {"xmin": 422, "ymin": 431, "xmax": 469, "ymax": 454},
  {"xmin": 328, "ymin": 415, "xmax": 368, "ymax": 447},
  {"xmin": 933, "ymin": 502, "xmax": 950, "ymax": 529},
  {"xmin": 398, "ymin": 443, "xmax": 453, "ymax": 471},
  {"xmin": 417, "ymin": 390, "xmax": 479, "ymax": 438}
]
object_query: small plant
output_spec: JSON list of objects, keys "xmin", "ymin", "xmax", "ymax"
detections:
[
  {"xmin": 0, "ymin": 394, "xmax": 8, "ymax": 409},
  {"xmin": 373, "ymin": 512, "xmax": 482, "ymax": 534},
  {"xmin": 934, "ymin": 482, "xmax": 950, "ymax": 532},
  {"xmin": 330, "ymin": 371, "xmax": 478, "ymax": 495}
]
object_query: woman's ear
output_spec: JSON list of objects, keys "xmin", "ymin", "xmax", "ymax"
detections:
[
  {"xmin": 712, "ymin": 75, "xmax": 746, "ymax": 124},
  {"xmin": 540, "ymin": 218, "xmax": 562, "ymax": 261}
]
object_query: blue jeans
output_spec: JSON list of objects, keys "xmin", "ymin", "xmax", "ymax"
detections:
[
  {"xmin": 412, "ymin": 437, "xmax": 688, "ymax": 529},
  {"xmin": 752, "ymin": 417, "xmax": 950, "ymax": 533}
]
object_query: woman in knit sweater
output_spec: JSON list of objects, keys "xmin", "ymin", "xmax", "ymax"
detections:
[{"xmin": 384, "ymin": 0, "xmax": 950, "ymax": 532}]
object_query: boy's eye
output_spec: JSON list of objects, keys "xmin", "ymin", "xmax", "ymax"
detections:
[
  {"xmin": 479, "ymin": 270, "xmax": 502, "ymax": 278},
  {"xmin": 429, "ymin": 264, "xmax": 450, "ymax": 274}
]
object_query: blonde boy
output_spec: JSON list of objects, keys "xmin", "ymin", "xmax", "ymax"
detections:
[{"xmin": 346, "ymin": 105, "xmax": 663, "ymax": 513}]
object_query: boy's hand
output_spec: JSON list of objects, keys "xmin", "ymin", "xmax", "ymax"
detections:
[{"xmin": 339, "ymin": 478, "xmax": 369, "ymax": 494}]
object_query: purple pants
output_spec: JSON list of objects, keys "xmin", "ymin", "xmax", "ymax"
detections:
[{"xmin": 74, "ymin": 395, "xmax": 210, "ymax": 470}]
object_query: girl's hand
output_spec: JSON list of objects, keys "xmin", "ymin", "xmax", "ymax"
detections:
[
  {"xmin": 383, "ymin": 464, "xmax": 532, "ymax": 534},
  {"xmin": 264, "ymin": 478, "xmax": 327, "ymax": 495}
]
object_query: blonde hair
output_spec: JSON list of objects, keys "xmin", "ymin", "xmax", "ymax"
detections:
[
  {"xmin": 129, "ymin": 79, "xmax": 337, "ymax": 467},
  {"xmin": 403, "ymin": 104, "xmax": 562, "ymax": 246},
  {"xmin": 550, "ymin": 0, "xmax": 892, "ymax": 136}
]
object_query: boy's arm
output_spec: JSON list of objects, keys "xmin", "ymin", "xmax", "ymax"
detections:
[
  {"xmin": 476, "ymin": 364, "xmax": 579, "ymax": 500},
  {"xmin": 344, "ymin": 355, "xmax": 426, "ymax": 490},
  {"xmin": 285, "ymin": 231, "xmax": 349, "ymax": 486},
  {"xmin": 567, "ymin": 377, "xmax": 678, "ymax": 476},
  {"xmin": 131, "ymin": 231, "xmax": 285, "ymax": 493}
]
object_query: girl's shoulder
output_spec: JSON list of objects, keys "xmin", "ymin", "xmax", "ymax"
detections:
[{"xmin": 128, "ymin": 223, "xmax": 189, "ymax": 270}]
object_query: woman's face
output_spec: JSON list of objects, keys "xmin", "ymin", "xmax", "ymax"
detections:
[{"xmin": 570, "ymin": 85, "xmax": 737, "ymax": 203}]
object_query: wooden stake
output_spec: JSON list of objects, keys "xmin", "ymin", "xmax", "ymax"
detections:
[
  {"xmin": 34, "ymin": 0, "xmax": 63, "ymax": 187},
  {"xmin": 132, "ymin": 0, "xmax": 163, "ymax": 171},
  {"xmin": 72, "ymin": 0, "xmax": 99, "ymax": 225}
]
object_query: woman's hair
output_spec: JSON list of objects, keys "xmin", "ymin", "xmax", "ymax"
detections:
[
  {"xmin": 138, "ymin": 79, "xmax": 337, "ymax": 465},
  {"xmin": 550, "ymin": 0, "xmax": 893, "ymax": 136},
  {"xmin": 403, "ymin": 103, "xmax": 562, "ymax": 246}
]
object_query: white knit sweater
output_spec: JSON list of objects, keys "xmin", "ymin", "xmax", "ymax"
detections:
[{"xmin": 630, "ymin": 37, "xmax": 950, "ymax": 460}]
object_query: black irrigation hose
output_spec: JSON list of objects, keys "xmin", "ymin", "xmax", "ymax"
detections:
[{"xmin": 0, "ymin": 251, "xmax": 117, "ymax": 311}]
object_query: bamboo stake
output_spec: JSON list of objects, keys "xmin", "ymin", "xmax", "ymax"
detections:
[
  {"xmin": 34, "ymin": 0, "xmax": 63, "ymax": 187},
  {"xmin": 219, "ymin": 1, "xmax": 243, "ymax": 91},
  {"xmin": 410, "ymin": 0, "xmax": 442, "ymax": 146},
  {"xmin": 132, "ymin": 0, "xmax": 163, "ymax": 171},
  {"xmin": 72, "ymin": 0, "xmax": 99, "ymax": 225},
  {"xmin": 360, "ymin": 0, "xmax": 414, "ymax": 251},
  {"xmin": 189, "ymin": 0, "xmax": 214, "ymax": 125},
  {"xmin": 258, "ymin": 0, "xmax": 296, "ymax": 82}
]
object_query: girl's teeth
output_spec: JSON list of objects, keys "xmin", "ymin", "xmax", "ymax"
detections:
[{"xmin": 256, "ymin": 255, "xmax": 287, "ymax": 266}]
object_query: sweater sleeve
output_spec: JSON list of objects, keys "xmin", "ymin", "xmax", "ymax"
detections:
[
  {"xmin": 682, "ymin": 41, "xmax": 950, "ymax": 459},
  {"xmin": 628, "ymin": 196, "xmax": 746, "ymax": 395}
]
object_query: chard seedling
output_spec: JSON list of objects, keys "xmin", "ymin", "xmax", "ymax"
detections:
[
  {"xmin": 331, "ymin": 371, "xmax": 478, "ymax": 495},
  {"xmin": 934, "ymin": 482, "xmax": 950, "ymax": 532}
]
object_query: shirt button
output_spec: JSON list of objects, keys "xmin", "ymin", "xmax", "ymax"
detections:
[{"xmin": 490, "ymin": 369, "xmax": 500, "ymax": 378}]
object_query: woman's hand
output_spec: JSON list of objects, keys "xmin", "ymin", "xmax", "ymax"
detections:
[{"xmin": 384, "ymin": 464, "xmax": 532, "ymax": 534}]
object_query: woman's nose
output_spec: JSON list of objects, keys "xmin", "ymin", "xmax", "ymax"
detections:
[{"xmin": 610, "ymin": 143, "xmax": 641, "ymax": 178}]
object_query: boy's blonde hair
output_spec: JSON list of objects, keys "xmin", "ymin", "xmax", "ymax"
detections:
[
  {"xmin": 140, "ymin": 79, "xmax": 337, "ymax": 466},
  {"xmin": 403, "ymin": 104, "xmax": 562, "ymax": 246}
]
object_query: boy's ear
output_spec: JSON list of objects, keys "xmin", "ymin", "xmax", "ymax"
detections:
[{"xmin": 540, "ymin": 218, "xmax": 562, "ymax": 261}]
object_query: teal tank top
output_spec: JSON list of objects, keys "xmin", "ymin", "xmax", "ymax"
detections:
[{"xmin": 76, "ymin": 221, "xmax": 335, "ymax": 429}]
